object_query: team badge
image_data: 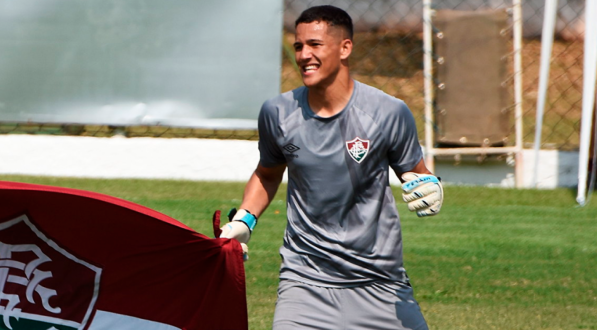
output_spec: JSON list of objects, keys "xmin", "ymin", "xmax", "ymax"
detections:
[
  {"xmin": 346, "ymin": 137, "xmax": 370, "ymax": 163},
  {"xmin": 0, "ymin": 215, "xmax": 101, "ymax": 330}
]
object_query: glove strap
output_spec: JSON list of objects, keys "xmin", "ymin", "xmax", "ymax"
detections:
[
  {"xmin": 403, "ymin": 174, "xmax": 441, "ymax": 191},
  {"xmin": 228, "ymin": 208, "xmax": 258, "ymax": 232}
]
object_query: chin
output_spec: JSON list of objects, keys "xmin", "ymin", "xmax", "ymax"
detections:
[
  {"xmin": 301, "ymin": 76, "xmax": 321, "ymax": 88},
  {"xmin": 302, "ymin": 81, "xmax": 315, "ymax": 88}
]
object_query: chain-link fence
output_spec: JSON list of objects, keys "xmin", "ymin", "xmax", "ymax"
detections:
[
  {"xmin": 283, "ymin": 0, "xmax": 586, "ymax": 151},
  {"xmin": 519, "ymin": 0, "xmax": 585, "ymax": 151},
  {"xmin": 0, "ymin": 1, "xmax": 588, "ymax": 150}
]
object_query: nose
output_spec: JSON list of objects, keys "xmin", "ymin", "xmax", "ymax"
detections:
[{"xmin": 297, "ymin": 46, "xmax": 312, "ymax": 62}]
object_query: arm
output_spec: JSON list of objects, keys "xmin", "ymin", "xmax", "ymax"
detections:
[
  {"xmin": 220, "ymin": 99, "xmax": 286, "ymax": 258},
  {"xmin": 240, "ymin": 162, "xmax": 287, "ymax": 217}
]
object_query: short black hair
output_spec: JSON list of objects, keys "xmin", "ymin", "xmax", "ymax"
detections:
[{"xmin": 295, "ymin": 5, "xmax": 353, "ymax": 40}]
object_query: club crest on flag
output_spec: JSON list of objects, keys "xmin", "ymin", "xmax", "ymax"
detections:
[
  {"xmin": 0, "ymin": 215, "xmax": 101, "ymax": 330},
  {"xmin": 346, "ymin": 137, "xmax": 370, "ymax": 163}
]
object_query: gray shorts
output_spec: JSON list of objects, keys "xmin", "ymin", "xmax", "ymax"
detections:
[{"xmin": 273, "ymin": 279, "xmax": 429, "ymax": 330}]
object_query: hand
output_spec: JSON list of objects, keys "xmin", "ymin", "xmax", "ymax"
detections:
[
  {"xmin": 212, "ymin": 210, "xmax": 250, "ymax": 261},
  {"xmin": 401, "ymin": 172, "xmax": 443, "ymax": 217}
]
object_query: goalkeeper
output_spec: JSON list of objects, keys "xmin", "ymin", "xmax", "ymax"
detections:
[{"xmin": 219, "ymin": 5, "xmax": 443, "ymax": 330}]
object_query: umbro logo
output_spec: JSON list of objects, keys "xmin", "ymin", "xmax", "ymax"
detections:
[
  {"xmin": 283, "ymin": 143, "xmax": 300, "ymax": 153},
  {"xmin": 283, "ymin": 143, "xmax": 300, "ymax": 159}
]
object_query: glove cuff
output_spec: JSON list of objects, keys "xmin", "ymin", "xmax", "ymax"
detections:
[
  {"xmin": 229, "ymin": 208, "xmax": 258, "ymax": 233},
  {"xmin": 402, "ymin": 174, "xmax": 441, "ymax": 192}
]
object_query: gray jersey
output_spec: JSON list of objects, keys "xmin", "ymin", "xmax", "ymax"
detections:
[{"xmin": 258, "ymin": 80, "xmax": 423, "ymax": 287}]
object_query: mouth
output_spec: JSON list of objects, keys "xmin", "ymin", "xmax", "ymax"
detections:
[{"xmin": 301, "ymin": 64, "xmax": 319, "ymax": 75}]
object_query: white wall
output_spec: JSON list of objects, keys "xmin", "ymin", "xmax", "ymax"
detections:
[{"xmin": 0, "ymin": 135, "xmax": 578, "ymax": 188}]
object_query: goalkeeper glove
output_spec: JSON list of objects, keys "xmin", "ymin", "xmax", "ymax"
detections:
[
  {"xmin": 401, "ymin": 172, "xmax": 443, "ymax": 217},
  {"xmin": 212, "ymin": 209, "xmax": 257, "ymax": 261}
]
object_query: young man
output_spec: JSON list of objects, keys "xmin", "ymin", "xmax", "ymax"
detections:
[{"xmin": 219, "ymin": 5, "xmax": 443, "ymax": 330}]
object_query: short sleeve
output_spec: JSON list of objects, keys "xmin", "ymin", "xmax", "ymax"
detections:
[
  {"xmin": 258, "ymin": 99, "xmax": 286, "ymax": 167},
  {"xmin": 387, "ymin": 100, "xmax": 423, "ymax": 173}
]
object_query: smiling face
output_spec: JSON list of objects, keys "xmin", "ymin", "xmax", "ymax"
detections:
[{"xmin": 293, "ymin": 21, "xmax": 352, "ymax": 89}]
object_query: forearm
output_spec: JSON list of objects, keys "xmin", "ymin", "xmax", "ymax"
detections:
[
  {"xmin": 239, "ymin": 163, "xmax": 286, "ymax": 217},
  {"xmin": 396, "ymin": 158, "xmax": 432, "ymax": 182},
  {"xmin": 218, "ymin": 163, "xmax": 285, "ymax": 255}
]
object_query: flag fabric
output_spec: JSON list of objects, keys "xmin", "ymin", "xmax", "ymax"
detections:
[{"xmin": 0, "ymin": 181, "xmax": 248, "ymax": 330}]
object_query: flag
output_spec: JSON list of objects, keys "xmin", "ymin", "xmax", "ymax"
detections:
[{"xmin": 0, "ymin": 181, "xmax": 247, "ymax": 330}]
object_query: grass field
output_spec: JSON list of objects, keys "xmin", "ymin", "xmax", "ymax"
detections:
[{"xmin": 2, "ymin": 175, "xmax": 596, "ymax": 330}]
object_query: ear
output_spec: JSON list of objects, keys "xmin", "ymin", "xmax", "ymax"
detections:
[{"xmin": 340, "ymin": 39, "xmax": 353, "ymax": 60}]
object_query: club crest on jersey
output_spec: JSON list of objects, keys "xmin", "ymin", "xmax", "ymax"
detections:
[
  {"xmin": 346, "ymin": 137, "xmax": 370, "ymax": 163},
  {"xmin": 0, "ymin": 215, "xmax": 101, "ymax": 330}
]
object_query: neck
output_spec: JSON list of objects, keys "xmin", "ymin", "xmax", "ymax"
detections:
[{"xmin": 307, "ymin": 71, "xmax": 354, "ymax": 118}]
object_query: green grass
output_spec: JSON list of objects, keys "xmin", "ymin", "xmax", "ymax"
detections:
[{"xmin": 2, "ymin": 175, "xmax": 596, "ymax": 330}]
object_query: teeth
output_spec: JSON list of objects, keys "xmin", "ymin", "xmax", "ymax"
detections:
[{"xmin": 304, "ymin": 65, "xmax": 318, "ymax": 71}]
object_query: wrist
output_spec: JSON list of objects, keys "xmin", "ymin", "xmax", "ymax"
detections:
[{"xmin": 229, "ymin": 208, "xmax": 258, "ymax": 232}]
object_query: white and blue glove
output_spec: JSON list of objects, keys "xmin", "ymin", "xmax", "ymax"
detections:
[
  {"xmin": 214, "ymin": 208, "xmax": 257, "ymax": 261},
  {"xmin": 401, "ymin": 172, "xmax": 443, "ymax": 217}
]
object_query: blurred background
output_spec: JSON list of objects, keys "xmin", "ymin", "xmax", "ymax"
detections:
[{"xmin": 0, "ymin": 0, "xmax": 591, "ymax": 189}]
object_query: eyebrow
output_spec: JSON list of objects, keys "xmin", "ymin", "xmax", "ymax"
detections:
[{"xmin": 294, "ymin": 38, "xmax": 324, "ymax": 46}]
